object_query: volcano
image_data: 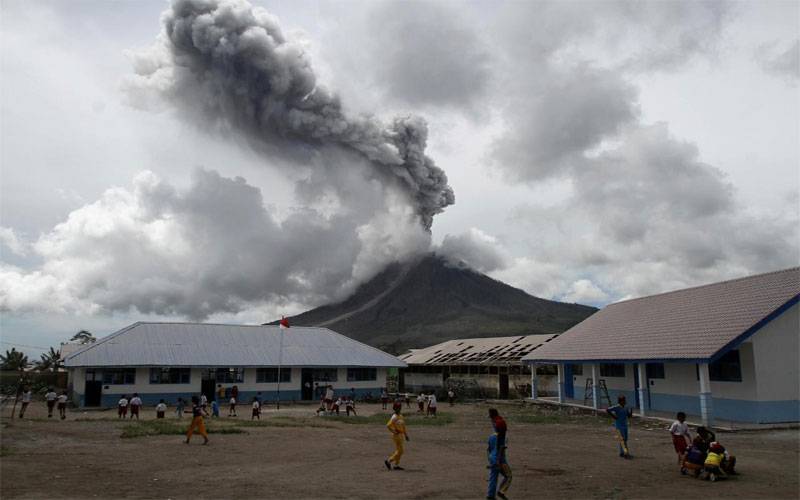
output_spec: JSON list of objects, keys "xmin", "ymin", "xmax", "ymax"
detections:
[{"xmin": 278, "ymin": 254, "xmax": 597, "ymax": 354}]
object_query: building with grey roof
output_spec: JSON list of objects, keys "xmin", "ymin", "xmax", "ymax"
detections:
[
  {"xmin": 64, "ymin": 322, "xmax": 405, "ymax": 408},
  {"xmin": 399, "ymin": 334, "xmax": 560, "ymax": 399},
  {"xmin": 523, "ymin": 267, "xmax": 799, "ymax": 425}
]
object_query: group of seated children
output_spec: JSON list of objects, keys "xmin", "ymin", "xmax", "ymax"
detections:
[
  {"xmin": 670, "ymin": 412, "xmax": 736, "ymax": 481},
  {"xmin": 316, "ymin": 395, "xmax": 357, "ymax": 416}
]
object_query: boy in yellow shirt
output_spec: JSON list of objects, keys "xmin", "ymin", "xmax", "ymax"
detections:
[{"xmin": 384, "ymin": 403, "xmax": 410, "ymax": 470}]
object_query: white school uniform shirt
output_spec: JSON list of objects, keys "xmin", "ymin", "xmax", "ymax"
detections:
[
  {"xmin": 416, "ymin": 394, "xmax": 425, "ymax": 403},
  {"xmin": 130, "ymin": 397, "xmax": 142, "ymax": 406},
  {"xmin": 200, "ymin": 394, "xmax": 208, "ymax": 404},
  {"xmin": 156, "ymin": 403, "xmax": 167, "ymax": 412},
  {"xmin": 669, "ymin": 421, "xmax": 689, "ymax": 436},
  {"xmin": 230, "ymin": 397, "xmax": 236, "ymax": 405},
  {"xmin": 118, "ymin": 398, "xmax": 128, "ymax": 407},
  {"xmin": 21, "ymin": 391, "xmax": 32, "ymax": 403},
  {"xmin": 45, "ymin": 391, "xmax": 57, "ymax": 401},
  {"xmin": 428, "ymin": 394, "xmax": 437, "ymax": 408},
  {"xmin": 252, "ymin": 401, "xmax": 260, "ymax": 409},
  {"xmin": 57, "ymin": 394, "xmax": 67, "ymax": 404},
  {"xmin": 325, "ymin": 388, "xmax": 334, "ymax": 400}
]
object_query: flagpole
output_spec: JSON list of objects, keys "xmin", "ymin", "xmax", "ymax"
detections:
[{"xmin": 276, "ymin": 321, "xmax": 284, "ymax": 410}]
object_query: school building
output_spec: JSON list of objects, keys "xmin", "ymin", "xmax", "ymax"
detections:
[
  {"xmin": 63, "ymin": 322, "xmax": 406, "ymax": 407},
  {"xmin": 522, "ymin": 267, "xmax": 800, "ymax": 426},
  {"xmin": 400, "ymin": 334, "xmax": 560, "ymax": 399}
]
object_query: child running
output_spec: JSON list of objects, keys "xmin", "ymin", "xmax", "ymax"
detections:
[
  {"xmin": 129, "ymin": 393, "xmax": 142, "ymax": 420},
  {"xmin": 606, "ymin": 395, "xmax": 633, "ymax": 458},
  {"xmin": 156, "ymin": 399, "xmax": 167, "ymax": 419},
  {"xmin": 668, "ymin": 412, "xmax": 692, "ymax": 464},
  {"xmin": 18, "ymin": 386, "xmax": 32, "ymax": 419},
  {"xmin": 384, "ymin": 403, "xmax": 409, "ymax": 471},
  {"xmin": 251, "ymin": 398, "xmax": 260, "ymax": 420},
  {"xmin": 45, "ymin": 388, "xmax": 57, "ymax": 418},
  {"xmin": 345, "ymin": 397, "xmax": 357, "ymax": 416},
  {"xmin": 185, "ymin": 395, "xmax": 209, "ymax": 445},
  {"xmin": 118, "ymin": 395, "xmax": 129, "ymax": 419},
  {"xmin": 57, "ymin": 391, "xmax": 68, "ymax": 420}
]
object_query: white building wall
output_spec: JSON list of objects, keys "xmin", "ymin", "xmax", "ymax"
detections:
[{"xmin": 752, "ymin": 302, "xmax": 799, "ymax": 402}]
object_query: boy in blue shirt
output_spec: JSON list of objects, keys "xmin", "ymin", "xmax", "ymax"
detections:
[{"xmin": 606, "ymin": 395, "xmax": 633, "ymax": 458}]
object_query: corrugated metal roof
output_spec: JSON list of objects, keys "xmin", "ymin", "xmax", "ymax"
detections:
[
  {"xmin": 523, "ymin": 267, "xmax": 800, "ymax": 363},
  {"xmin": 64, "ymin": 322, "xmax": 406, "ymax": 368},
  {"xmin": 400, "ymin": 334, "xmax": 559, "ymax": 365}
]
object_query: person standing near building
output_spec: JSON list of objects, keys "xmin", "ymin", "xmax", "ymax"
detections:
[
  {"xmin": 416, "ymin": 393, "xmax": 425, "ymax": 413},
  {"xmin": 668, "ymin": 412, "xmax": 692, "ymax": 465},
  {"xmin": 448, "ymin": 389, "xmax": 455, "ymax": 406},
  {"xmin": 486, "ymin": 412, "xmax": 511, "ymax": 500},
  {"xmin": 57, "ymin": 391, "xmax": 68, "ymax": 420},
  {"xmin": 45, "ymin": 388, "xmax": 58, "ymax": 418},
  {"xmin": 156, "ymin": 399, "xmax": 167, "ymax": 419},
  {"xmin": 384, "ymin": 403, "xmax": 409, "ymax": 471},
  {"xmin": 199, "ymin": 393, "xmax": 208, "ymax": 412},
  {"xmin": 251, "ymin": 398, "xmax": 260, "ymax": 420},
  {"xmin": 606, "ymin": 395, "xmax": 633, "ymax": 458},
  {"xmin": 18, "ymin": 386, "xmax": 32, "ymax": 419},
  {"xmin": 427, "ymin": 393, "xmax": 438, "ymax": 417},
  {"xmin": 228, "ymin": 395, "xmax": 237, "ymax": 417},
  {"xmin": 217, "ymin": 384, "xmax": 226, "ymax": 402},
  {"xmin": 129, "ymin": 393, "xmax": 142, "ymax": 420},
  {"xmin": 380, "ymin": 389, "xmax": 389, "ymax": 410},
  {"xmin": 175, "ymin": 397, "xmax": 185, "ymax": 419},
  {"xmin": 185, "ymin": 395, "xmax": 209, "ymax": 445},
  {"xmin": 324, "ymin": 385, "xmax": 335, "ymax": 412},
  {"xmin": 118, "ymin": 395, "xmax": 129, "ymax": 419}
]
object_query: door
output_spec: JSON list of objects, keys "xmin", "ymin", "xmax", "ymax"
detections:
[
  {"xmin": 201, "ymin": 378, "xmax": 217, "ymax": 402},
  {"xmin": 564, "ymin": 364, "xmax": 574, "ymax": 399},
  {"xmin": 499, "ymin": 374, "xmax": 509, "ymax": 399},
  {"xmin": 84, "ymin": 380, "xmax": 102, "ymax": 407},
  {"xmin": 301, "ymin": 368, "xmax": 313, "ymax": 400}
]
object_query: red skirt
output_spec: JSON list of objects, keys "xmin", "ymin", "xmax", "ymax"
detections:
[{"xmin": 672, "ymin": 435, "xmax": 688, "ymax": 454}]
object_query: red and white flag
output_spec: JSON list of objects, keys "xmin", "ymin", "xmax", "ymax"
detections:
[{"xmin": 279, "ymin": 317, "xmax": 290, "ymax": 329}]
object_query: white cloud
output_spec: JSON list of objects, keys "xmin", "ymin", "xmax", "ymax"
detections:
[{"xmin": 0, "ymin": 227, "xmax": 28, "ymax": 257}]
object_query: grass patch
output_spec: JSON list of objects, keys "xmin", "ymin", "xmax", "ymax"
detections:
[
  {"xmin": 327, "ymin": 412, "xmax": 455, "ymax": 426},
  {"xmin": 231, "ymin": 417, "xmax": 336, "ymax": 429},
  {"xmin": 120, "ymin": 420, "xmax": 246, "ymax": 439},
  {"xmin": 0, "ymin": 445, "xmax": 13, "ymax": 457}
]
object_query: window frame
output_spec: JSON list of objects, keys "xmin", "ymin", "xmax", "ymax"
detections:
[
  {"xmin": 255, "ymin": 368, "xmax": 291, "ymax": 383},
  {"xmin": 215, "ymin": 367, "xmax": 245, "ymax": 384},
  {"xmin": 149, "ymin": 367, "xmax": 191, "ymax": 384},
  {"xmin": 645, "ymin": 363, "xmax": 665, "ymax": 380},
  {"xmin": 346, "ymin": 367, "xmax": 377, "ymax": 382},
  {"xmin": 599, "ymin": 363, "xmax": 626, "ymax": 378},
  {"xmin": 311, "ymin": 368, "xmax": 338, "ymax": 382},
  {"xmin": 102, "ymin": 368, "xmax": 136, "ymax": 385}
]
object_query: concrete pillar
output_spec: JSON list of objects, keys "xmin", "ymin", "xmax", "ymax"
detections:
[
  {"xmin": 698, "ymin": 362, "xmax": 714, "ymax": 427},
  {"xmin": 530, "ymin": 364, "xmax": 538, "ymax": 400},
  {"xmin": 591, "ymin": 363, "xmax": 599, "ymax": 409},
  {"xmin": 557, "ymin": 363, "xmax": 565, "ymax": 403},
  {"xmin": 637, "ymin": 363, "xmax": 647, "ymax": 417}
]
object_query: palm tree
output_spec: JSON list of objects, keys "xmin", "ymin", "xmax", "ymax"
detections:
[
  {"xmin": 0, "ymin": 348, "xmax": 29, "ymax": 371},
  {"xmin": 70, "ymin": 330, "xmax": 96, "ymax": 345},
  {"xmin": 36, "ymin": 347, "xmax": 63, "ymax": 372}
]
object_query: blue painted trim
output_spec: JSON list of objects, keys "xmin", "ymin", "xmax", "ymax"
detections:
[
  {"xmin": 525, "ymin": 294, "xmax": 800, "ymax": 366},
  {"xmin": 648, "ymin": 392, "xmax": 800, "ymax": 423}
]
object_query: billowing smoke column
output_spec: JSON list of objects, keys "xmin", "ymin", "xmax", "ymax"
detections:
[{"xmin": 128, "ymin": 0, "xmax": 454, "ymax": 229}]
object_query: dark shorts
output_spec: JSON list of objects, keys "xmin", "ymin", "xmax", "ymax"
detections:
[
  {"xmin": 156, "ymin": 411, "xmax": 165, "ymax": 419},
  {"xmin": 429, "ymin": 406, "xmax": 437, "ymax": 414},
  {"xmin": 130, "ymin": 405, "xmax": 140, "ymax": 415},
  {"xmin": 47, "ymin": 401, "xmax": 56, "ymax": 409},
  {"xmin": 57, "ymin": 403, "xmax": 66, "ymax": 409},
  {"xmin": 252, "ymin": 409, "xmax": 259, "ymax": 417},
  {"xmin": 672, "ymin": 435, "xmax": 688, "ymax": 454}
]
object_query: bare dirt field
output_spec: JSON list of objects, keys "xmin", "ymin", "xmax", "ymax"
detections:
[{"xmin": 1, "ymin": 401, "xmax": 798, "ymax": 499}]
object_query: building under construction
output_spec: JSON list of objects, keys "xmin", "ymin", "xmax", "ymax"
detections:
[{"xmin": 399, "ymin": 334, "xmax": 559, "ymax": 399}]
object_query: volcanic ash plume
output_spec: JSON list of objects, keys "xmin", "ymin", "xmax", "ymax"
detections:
[{"xmin": 126, "ymin": 0, "xmax": 454, "ymax": 229}]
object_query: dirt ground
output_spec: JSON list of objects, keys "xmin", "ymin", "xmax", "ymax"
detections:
[{"xmin": 1, "ymin": 400, "xmax": 798, "ymax": 499}]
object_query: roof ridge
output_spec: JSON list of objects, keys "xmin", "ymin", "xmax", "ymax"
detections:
[{"xmin": 609, "ymin": 266, "xmax": 800, "ymax": 307}]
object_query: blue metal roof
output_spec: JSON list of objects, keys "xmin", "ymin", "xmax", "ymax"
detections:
[{"xmin": 64, "ymin": 322, "xmax": 406, "ymax": 368}]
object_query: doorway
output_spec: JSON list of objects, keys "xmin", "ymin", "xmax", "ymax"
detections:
[
  {"xmin": 84, "ymin": 380, "xmax": 102, "ymax": 407},
  {"xmin": 201, "ymin": 371, "xmax": 217, "ymax": 402},
  {"xmin": 301, "ymin": 368, "xmax": 313, "ymax": 400},
  {"xmin": 499, "ymin": 374, "xmax": 509, "ymax": 399}
]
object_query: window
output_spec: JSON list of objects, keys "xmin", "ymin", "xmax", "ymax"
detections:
[
  {"xmin": 489, "ymin": 366, "xmax": 498, "ymax": 374},
  {"xmin": 85, "ymin": 369, "xmax": 98, "ymax": 381},
  {"xmin": 312, "ymin": 368, "xmax": 338, "ymax": 382},
  {"xmin": 102, "ymin": 368, "xmax": 136, "ymax": 385},
  {"xmin": 215, "ymin": 368, "xmax": 245, "ymax": 383},
  {"xmin": 150, "ymin": 368, "xmax": 191, "ymax": 384},
  {"xmin": 256, "ymin": 368, "xmax": 291, "ymax": 383},
  {"xmin": 700, "ymin": 350, "xmax": 742, "ymax": 382},
  {"xmin": 646, "ymin": 363, "xmax": 665, "ymax": 379},
  {"xmin": 600, "ymin": 363, "xmax": 626, "ymax": 378},
  {"xmin": 570, "ymin": 364, "xmax": 584, "ymax": 376},
  {"xmin": 347, "ymin": 368, "xmax": 377, "ymax": 382},
  {"xmin": 536, "ymin": 364, "xmax": 557, "ymax": 376}
]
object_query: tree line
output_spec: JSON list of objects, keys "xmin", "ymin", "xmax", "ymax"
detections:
[{"xmin": 0, "ymin": 330, "xmax": 96, "ymax": 372}]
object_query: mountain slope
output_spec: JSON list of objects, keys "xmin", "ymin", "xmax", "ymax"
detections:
[{"xmin": 283, "ymin": 254, "xmax": 597, "ymax": 354}]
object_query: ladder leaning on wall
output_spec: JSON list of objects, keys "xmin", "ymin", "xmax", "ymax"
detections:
[{"xmin": 584, "ymin": 378, "xmax": 612, "ymax": 407}]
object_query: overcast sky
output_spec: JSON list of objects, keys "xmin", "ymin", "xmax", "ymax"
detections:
[{"xmin": 1, "ymin": 0, "xmax": 798, "ymax": 356}]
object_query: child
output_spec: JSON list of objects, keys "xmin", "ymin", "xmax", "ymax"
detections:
[
  {"xmin": 487, "ymin": 430, "xmax": 512, "ymax": 500},
  {"xmin": 448, "ymin": 389, "xmax": 455, "ymax": 406},
  {"xmin": 668, "ymin": 412, "xmax": 692, "ymax": 464},
  {"xmin": 384, "ymin": 405, "xmax": 409, "ymax": 471},
  {"xmin": 703, "ymin": 442, "xmax": 725, "ymax": 481},
  {"xmin": 156, "ymin": 399, "xmax": 167, "ymax": 419},
  {"xmin": 606, "ymin": 395, "xmax": 633, "ymax": 458},
  {"xmin": 229, "ymin": 396, "xmax": 237, "ymax": 417},
  {"xmin": 345, "ymin": 397, "xmax": 357, "ymax": 416},
  {"xmin": 427, "ymin": 393, "xmax": 438, "ymax": 417},
  {"xmin": 211, "ymin": 399, "xmax": 220, "ymax": 418},
  {"xmin": 416, "ymin": 393, "xmax": 426, "ymax": 413},
  {"xmin": 200, "ymin": 393, "xmax": 208, "ymax": 411},
  {"xmin": 118, "ymin": 395, "xmax": 129, "ymax": 418},
  {"xmin": 681, "ymin": 436, "xmax": 706, "ymax": 477},
  {"xmin": 251, "ymin": 398, "xmax": 260, "ymax": 420},
  {"xmin": 57, "ymin": 391, "xmax": 68, "ymax": 420},
  {"xmin": 332, "ymin": 397, "xmax": 343, "ymax": 416},
  {"xmin": 45, "ymin": 388, "xmax": 57, "ymax": 418},
  {"xmin": 18, "ymin": 386, "xmax": 32, "ymax": 419},
  {"xmin": 185, "ymin": 395, "xmax": 209, "ymax": 445},
  {"xmin": 175, "ymin": 397, "xmax": 185, "ymax": 419},
  {"xmin": 381, "ymin": 389, "xmax": 389, "ymax": 410},
  {"xmin": 129, "ymin": 393, "xmax": 142, "ymax": 420}
]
